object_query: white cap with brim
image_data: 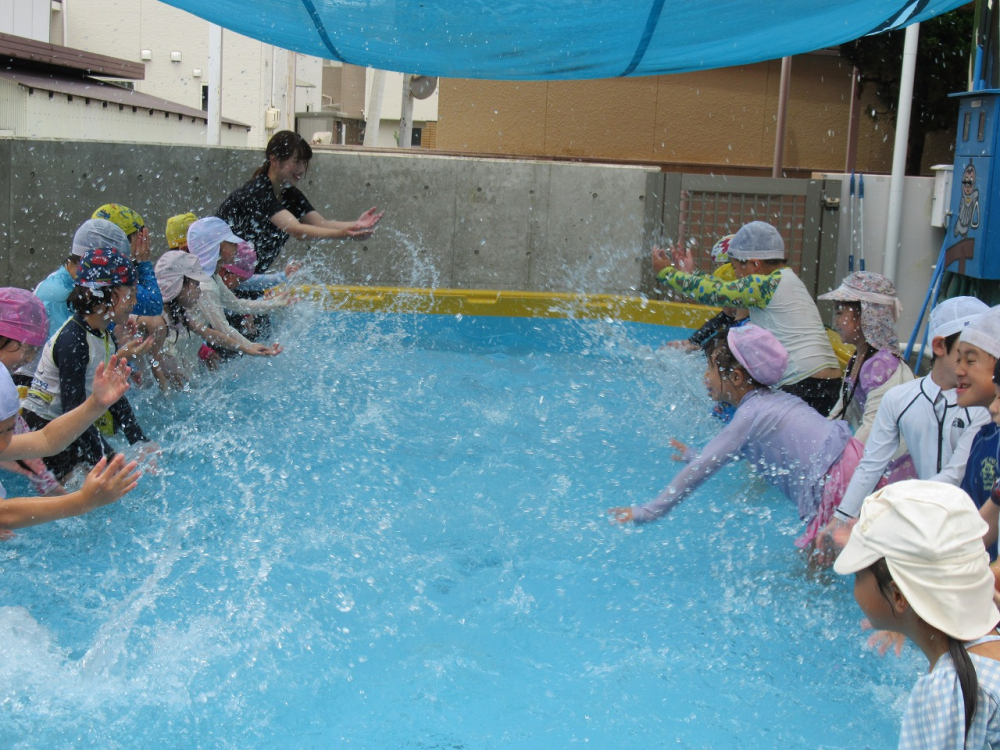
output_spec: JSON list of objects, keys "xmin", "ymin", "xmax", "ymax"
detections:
[
  {"xmin": 71, "ymin": 218, "xmax": 130, "ymax": 258},
  {"xmin": 960, "ymin": 308, "xmax": 1000, "ymax": 358},
  {"xmin": 834, "ymin": 480, "xmax": 999, "ymax": 641},
  {"xmin": 187, "ymin": 217, "xmax": 244, "ymax": 275},
  {"xmin": 928, "ymin": 296, "xmax": 990, "ymax": 341},
  {"xmin": 155, "ymin": 250, "xmax": 214, "ymax": 303},
  {"xmin": 726, "ymin": 221, "xmax": 786, "ymax": 261}
]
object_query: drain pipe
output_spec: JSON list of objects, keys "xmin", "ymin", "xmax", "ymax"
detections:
[
  {"xmin": 772, "ymin": 56, "xmax": 792, "ymax": 178},
  {"xmin": 207, "ymin": 23, "xmax": 223, "ymax": 146},
  {"xmin": 363, "ymin": 69, "xmax": 386, "ymax": 147},
  {"xmin": 882, "ymin": 22, "xmax": 920, "ymax": 282}
]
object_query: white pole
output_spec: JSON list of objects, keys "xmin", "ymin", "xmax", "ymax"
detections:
[
  {"xmin": 363, "ymin": 69, "xmax": 386, "ymax": 147},
  {"xmin": 207, "ymin": 23, "xmax": 223, "ymax": 146},
  {"xmin": 882, "ymin": 22, "xmax": 920, "ymax": 282},
  {"xmin": 399, "ymin": 73, "xmax": 413, "ymax": 148}
]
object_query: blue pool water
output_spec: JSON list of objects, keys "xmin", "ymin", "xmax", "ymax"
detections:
[{"xmin": 1, "ymin": 309, "xmax": 918, "ymax": 748}]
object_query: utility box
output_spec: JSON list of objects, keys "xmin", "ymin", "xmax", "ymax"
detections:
[
  {"xmin": 264, "ymin": 107, "xmax": 281, "ymax": 130},
  {"xmin": 930, "ymin": 164, "xmax": 953, "ymax": 228},
  {"xmin": 944, "ymin": 91, "xmax": 1000, "ymax": 279}
]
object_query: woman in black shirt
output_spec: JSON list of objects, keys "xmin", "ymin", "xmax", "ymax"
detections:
[{"xmin": 217, "ymin": 130, "xmax": 383, "ymax": 274}]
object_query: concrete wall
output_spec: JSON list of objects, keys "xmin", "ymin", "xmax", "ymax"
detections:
[{"xmin": 0, "ymin": 139, "xmax": 654, "ymax": 297}]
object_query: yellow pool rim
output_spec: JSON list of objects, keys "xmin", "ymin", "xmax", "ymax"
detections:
[
  {"xmin": 296, "ymin": 284, "xmax": 719, "ymax": 329},
  {"xmin": 294, "ymin": 284, "xmax": 854, "ymax": 369}
]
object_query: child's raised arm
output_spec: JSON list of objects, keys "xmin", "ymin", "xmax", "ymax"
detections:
[
  {"xmin": 2, "ymin": 356, "xmax": 132, "ymax": 461},
  {"xmin": 0, "ymin": 454, "xmax": 139, "ymax": 532}
]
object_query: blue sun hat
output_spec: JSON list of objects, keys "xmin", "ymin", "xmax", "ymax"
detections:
[{"xmin": 76, "ymin": 248, "xmax": 136, "ymax": 294}]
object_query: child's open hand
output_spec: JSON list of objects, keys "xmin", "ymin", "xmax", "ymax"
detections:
[
  {"xmin": 247, "ymin": 343, "xmax": 283, "ymax": 357},
  {"xmin": 671, "ymin": 243, "xmax": 695, "ymax": 273},
  {"xmin": 80, "ymin": 454, "xmax": 141, "ymax": 510},
  {"xmin": 118, "ymin": 334, "xmax": 154, "ymax": 361},
  {"xmin": 284, "ymin": 261, "xmax": 302, "ymax": 276},
  {"xmin": 669, "ymin": 438, "xmax": 689, "ymax": 462},
  {"xmin": 651, "ymin": 246, "xmax": 671, "ymax": 274},
  {"xmin": 607, "ymin": 506, "xmax": 633, "ymax": 524},
  {"xmin": 813, "ymin": 517, "xmax": 856, "ymax": 567},
  {"xmin": 134, "ymin": 441, "xmax": 162, "ymax": 475},
  {"xmin": 860, "ymin": 618, "xmax": 905, "ymax": 657},
  {"xmin": 91, "ymin": 354, "xmax": 132, "ymax": 409}
]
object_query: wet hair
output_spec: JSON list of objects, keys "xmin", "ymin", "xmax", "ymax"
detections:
[
  {"xmin": 869, "ymin": 558, "xmax": 978, "ymax": 734},
  {"xmin": 993, "ymin": 356, "xmax": 1000, "ymax": 386},
  {"xmin": 930, "ymin": 332, "xmax": 962, "ymax": 365},
  {"xmin": 68, "ymin": 285, "xmax": 129, "ymax": 316},
  {"xmin": 165, "ymin": 298, "xmax": 192, "ymax": 331},
  {"xmin": 0, "ymin": 335, "xmax": 20, "ymax": 351},
  {"xmin": 703, "ymin": 327, "xmax": 764, "ymax": 389},
  {"xmin": 251, "ymin": 130, "xmax": 313, "ymax": 181}
]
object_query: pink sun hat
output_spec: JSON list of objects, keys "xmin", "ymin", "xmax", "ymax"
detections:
[
  {"xmin": 727, "ymin": 324, "xmax": 788, "ymax": 386},
  {"xmin": 0, "ymin": 287, "xmax": 49, "ymax": 347}
]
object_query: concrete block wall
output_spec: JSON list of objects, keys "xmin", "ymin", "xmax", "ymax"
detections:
[{"xmin": 1, "ymin": 139, "xmax": 656, "ymax": 297}]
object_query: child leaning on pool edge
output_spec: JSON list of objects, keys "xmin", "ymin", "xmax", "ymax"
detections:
[
  {"xmin": 835, "ymin": 481, "xmax": 1000, "ymax": 747},
  {"xmin": 653, "ymin": 221, "xmax": 842, "ymax": 415},
  {"xmin": 21, "ymin": 249, "xmax": 159, "ymax": 482},
  {"xmin": 609, "ymin": 324, "xmax": 864, "ymax": 551}
]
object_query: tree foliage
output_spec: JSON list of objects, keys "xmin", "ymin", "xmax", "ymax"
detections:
[{"xmin": 839, "ymin": 4, "xmax": 975, "ymax": 174}]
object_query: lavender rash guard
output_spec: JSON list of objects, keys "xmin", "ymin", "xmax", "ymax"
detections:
[{"xmin": 631, "ymin": 388, "xmax": 852, "ymax": 524}]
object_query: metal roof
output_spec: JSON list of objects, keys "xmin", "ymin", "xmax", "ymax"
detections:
[{"xmin": 0, "ymin": 69, "xmax": 250, "ymax": 129}]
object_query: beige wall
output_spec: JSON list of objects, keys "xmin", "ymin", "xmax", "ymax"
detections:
[{"xmin": 437, "ymin": 54, "xmax": 914, "ymax": 174}]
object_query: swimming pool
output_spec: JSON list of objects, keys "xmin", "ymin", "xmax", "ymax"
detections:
[{"xmin": 1, "ymin": 307, "xmax": 916, "ymax": 748}]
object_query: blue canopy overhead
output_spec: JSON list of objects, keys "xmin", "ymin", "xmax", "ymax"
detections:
[{"xmin": 164, "ymin": 0, "xmax": 967, "ymax": 80}]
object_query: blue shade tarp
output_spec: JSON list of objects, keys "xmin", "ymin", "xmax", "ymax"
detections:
[{"xmin": 163, "ymin": 0, "xmax": 968, "ymax": 80}]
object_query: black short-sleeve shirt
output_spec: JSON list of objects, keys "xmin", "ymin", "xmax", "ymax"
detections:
[{"xmin": 217, "ymin": 173, "xmax": 315, "ymax": 273}]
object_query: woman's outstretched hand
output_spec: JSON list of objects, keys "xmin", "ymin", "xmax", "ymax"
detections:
[{"xmin": 347, "ymin": 207, "xmax": 385, "ymax": 239}]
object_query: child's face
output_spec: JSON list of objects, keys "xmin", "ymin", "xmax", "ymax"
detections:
[
  {"xmin": 220, "ymin": 269, "xmax": 242, "ymax": 290},
  {"xmin": 219, "ymin": 241, "xmax": 238, "ymax": 266},
  {"xmin": 703, "ymin": 352, "xmax": 739, "ymax": 405},
  {"xmin": 176, "ymin": 277, "xmax": 202, "ymax": 307},
  {"xmin": 852, "ymin": 567, "xmax": 897, "ymax": 632},
  {"xmin": 109, "ymin": 285, "xmax": 137, "ymax": 326},
  {"xmin": 930, "ymin": 336, "xmax": 960, "ymax": 390},
  {"xmin": 990, "ymin": 384, "xmax": 1000, "ymax": 426},
  {"xmin": 955, "ymin": 342, "xmax": 997, "ymax": 408},
  {"xmin": 0, "ymin": 339, "xmax": 40, "ymax": 372},
  {"xmin": 833, "ymin": 303, "xmax": 864, "ymax": 349},
  {"xmin": 0, "ymin": 415, "xmax": 15, "ymax": 452}
]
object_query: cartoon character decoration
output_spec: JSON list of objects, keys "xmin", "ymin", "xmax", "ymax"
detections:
[{"xmin": 955, "ymin": 160, "xmax": 981, "ymax": 238}]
